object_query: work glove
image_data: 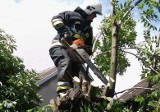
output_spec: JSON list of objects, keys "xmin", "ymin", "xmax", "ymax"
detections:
[
  {"xmin": 62, "ymin": 32, "xmax": 73, "ymax": 45},
  {"xmin": 55, "ymin": 23, "xmax": 67, "ymax": 35},
  {"xmin": 55, "ymin": 24, "xmax": 73, "ymax": 44}
]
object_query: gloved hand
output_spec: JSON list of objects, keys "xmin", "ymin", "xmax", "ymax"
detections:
[
  {"xmin": 62, "ymin": 31, "xmax": 73, "ymax": 45},
  {"xmin": 55, "ymin": 24, "xmax": 73, "ymax": 44},
  {"xmin": 55, "ymin": 23, "xmax": 68, "ymax": 35}
]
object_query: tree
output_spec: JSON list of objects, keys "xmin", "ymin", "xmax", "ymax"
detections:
[
  {"xmin": 53, "ymin": 0, "xmax": 160, "ymax": 111},
  {"xmin": 132, "ymin": 28, "xmax": 160, "ymax": 112},
  {"xmin": 94, "ymin": 0, "xmax": 160, "ymax": 97},
  {"xmin": 0, "ymin": 29, "xmax": 42, "ymax": 111}
]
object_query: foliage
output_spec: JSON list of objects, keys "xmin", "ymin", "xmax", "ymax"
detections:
[
  {"xmin": 130, "ymin": 27, "xmax": 160, "ymax": 111},
  {"xmin": 137, "ymin": 0, "xmax": 159, "ymax": 30},
  {"xmin": 93, "ymin": 0, "xmax": 160, "ymax": 111},
  {"xmin": 136, "ymin": 29, "xmax": 160, "ymax": 80},
  {"xmin": 133, "ymin": 88, "xmax": 160, "ymax": 112},
  {"xmin": 93, "ymin": 0, "xmax": 137, "ymax": 76},
  {"xmin": 1, "ymin": 0, "xmax": 160, "ymax": 111},
  {"xmin": 0, "ymin": 29, "xmax": 43, "ymax": 111}
]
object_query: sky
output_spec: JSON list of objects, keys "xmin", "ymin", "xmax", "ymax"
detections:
[
  {"xmin": 0, "ymin": 0, "xmax": 107, "ymax": 71},
  {"xmin": 0, "ymin": 0, "xmax": 145, "ymax": 95}
]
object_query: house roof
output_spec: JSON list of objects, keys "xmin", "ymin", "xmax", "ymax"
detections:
[
  {"xmin": 118, "ymin": 79, "xmax": 160, "ymax": 103},
  {"xmin": 37, "ymin": 66, "xmax": 57, "ymax": 80},
  {"xmin": 36, "ymin": 65, "xmax": 94, "ymax": 86},
  {"xmin": 36, "ymin": 66, "xmax": 57, "ymax": 86}
]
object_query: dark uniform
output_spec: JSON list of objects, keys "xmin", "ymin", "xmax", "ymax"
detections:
[{"xmin": 49, "ymin": 7, "xmax": 93, "ymax": 92}]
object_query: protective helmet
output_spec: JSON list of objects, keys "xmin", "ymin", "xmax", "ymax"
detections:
[{"xmin": 80, "ymin": 0, "xmax": 102, "ymax": 15}]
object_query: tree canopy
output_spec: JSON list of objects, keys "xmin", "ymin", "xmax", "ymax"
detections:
[
  {"xmin": 0, "ymin": 0, "xmax": 160, "ymax": 111},
  {"xmin": 0, "ymin": 29, "xmax": 42, "ymax": 111}
]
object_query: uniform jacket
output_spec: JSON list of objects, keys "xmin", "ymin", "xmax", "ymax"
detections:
[{"xmin": 51, "ymin": 7, "xmax": 93, "ymax": 55}]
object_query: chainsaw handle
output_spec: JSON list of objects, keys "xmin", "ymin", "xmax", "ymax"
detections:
[{"xmin": 59, "ymin": 38, "xmax": 70, "ymax": 49}]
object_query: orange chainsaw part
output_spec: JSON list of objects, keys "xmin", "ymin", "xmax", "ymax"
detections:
[{"xmin": 73, "ymin": 39, "xmax": 85, "ymax": 46}]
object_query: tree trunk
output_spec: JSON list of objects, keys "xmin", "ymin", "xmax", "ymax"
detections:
[
  {"xmin": 106, "ymin": 0, "xmax": 119, "ymax": 97},
  {"xmin": 107, "ymin": 0, "xmax": 143, "ymax": 97}
]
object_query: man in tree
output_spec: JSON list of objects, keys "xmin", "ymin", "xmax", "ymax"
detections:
[{"xmin": 49, "ymin": 0, "xmax": 102, "ymax": 96}]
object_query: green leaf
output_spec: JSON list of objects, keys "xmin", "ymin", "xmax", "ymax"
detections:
[
  {"xmin": 134, "ymin": 96, "xmax": 144, "ymax": 104},
  {"xmin": 148, "ymin": 101, "xmax": 156, "ymax": 108}
]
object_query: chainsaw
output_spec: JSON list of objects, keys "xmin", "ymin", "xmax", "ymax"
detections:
[{"xmin": 60, "ymin": 38, "xmax": 108, "ymax": 85}]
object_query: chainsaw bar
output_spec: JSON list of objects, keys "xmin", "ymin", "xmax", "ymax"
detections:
[{"xmin": 60, "ymin": 38, "xmax": 108, "ymax": 85}]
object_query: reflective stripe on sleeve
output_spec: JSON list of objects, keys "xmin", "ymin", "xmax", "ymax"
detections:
[{"xmin": 52, "ymin": 18, "xmax": 63, "ymax": 27}]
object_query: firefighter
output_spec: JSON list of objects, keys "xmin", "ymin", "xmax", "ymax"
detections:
[{"xmin": 49, "ymin": 0, "xmax": 102, "ymax": 95}]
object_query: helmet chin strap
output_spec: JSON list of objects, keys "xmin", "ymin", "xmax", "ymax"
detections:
[{"xmin": 86, "ymin": 12, "xmax": 96, "ymax": 22}]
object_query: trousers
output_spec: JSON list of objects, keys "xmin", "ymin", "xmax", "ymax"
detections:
[{"xmin": 49, "ymin": 46, "xmax": 81, "ymax": 87}]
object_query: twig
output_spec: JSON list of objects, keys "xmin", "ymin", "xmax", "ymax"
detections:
[
  {"xmin": 118, "ymin": 0, "xmax": 143, "ymax": 26},
  {"xmin": 0, "ymin": 81, "xmax": 2, "ymax": 87},
  {"xmin": 115, "ymin": 86, "xmax": 154, "ymax": 95},
  {"xmin": 123, "ymin": 50, "xmax": 159, "ymax": 74}
]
